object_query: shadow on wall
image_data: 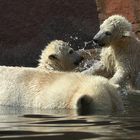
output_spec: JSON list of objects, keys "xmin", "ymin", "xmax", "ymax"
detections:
[{"xmin": 0, "ymin": 0, "xmax": 99, "ymax": 67}]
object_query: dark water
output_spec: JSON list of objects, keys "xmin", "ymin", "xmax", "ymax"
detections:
[{"xmin": 0, "ymin": 94, "xmax": 140, "ymax": 140}]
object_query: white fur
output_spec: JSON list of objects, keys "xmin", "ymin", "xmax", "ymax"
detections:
[
  {"xmin": 38, "ymin": 40, "xmax": 82, "ymax": 71},
  {"xmin": 94, "ymin": 15, "xmax": 140, "ymax": 90},
  {"xmin": 0, "ymin": 66, "xmax": 123, "ymax": 114}
]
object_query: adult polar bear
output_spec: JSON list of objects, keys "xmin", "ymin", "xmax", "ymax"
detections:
[
  {"xmin": 0, "ymin": 66, "xmax": 123, "ymax": 114},
  {"xmin": 93, "ymin": 15, "xmax": 140, "ymax": 90},
  {"xmin": 38, "ymin": 40, "xmax": 83, "ymax": 71}
]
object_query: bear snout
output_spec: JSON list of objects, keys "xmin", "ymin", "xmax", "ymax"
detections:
[
  {"xmin": 93, "ymin": 36, "xmax": 106, "ymax": 47},
  {"xmin": 93, "ymin": 30, "xmax": 108, "ymax": 47}
]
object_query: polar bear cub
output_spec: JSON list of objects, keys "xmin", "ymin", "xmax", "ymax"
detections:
[
  {"xmin": 0, "ymin": 66, "xmax": 123, "ymax": 114},
  {"xmin": 38, "ymin": 40, "xmax": 83, "ymax": 71},
  {"xmin": 93, "ymin": 15, "xmax": 140, "ymax": 90}
]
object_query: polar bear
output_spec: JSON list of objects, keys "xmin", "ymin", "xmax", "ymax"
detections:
[
  {"xmin": 0, "ymin": 66, "xmax": 123, "ymax": 115},
  {"xmin": 38, "ymin": 40, "xmax": 83, "ymax": 71},
  {"xmin": 93, "ymin": 15, "xmax": 140, "ymax": 90}
]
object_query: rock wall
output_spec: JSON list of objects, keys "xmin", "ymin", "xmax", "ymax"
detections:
[
  {"xmin": 0, "ymin": 0, "xmax": 99, "ymax": 66},
  {"xmin": 96, "ymin": 0, "xmax": 140, "ymax": 32}
]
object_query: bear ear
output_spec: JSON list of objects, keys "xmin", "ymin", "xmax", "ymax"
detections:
[
  {"xmin": 48, "ymin": 54, "xmax": 58, "ymax": 60},
  {"xmin": 122, "ymin": 31, "xmax": 131, "ymax": 37}
]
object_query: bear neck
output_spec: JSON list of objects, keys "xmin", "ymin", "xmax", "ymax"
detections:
[
  {"xmin": 110, "ymin": 37, "xmax": 131, "ymax": 55},
  {"xmin": 45, "ymin": 60, "xmax": 63, "ymax": 71},
  {"xmin": 38, "ymin": 58, "xmax": 63, "ymax": 71}
]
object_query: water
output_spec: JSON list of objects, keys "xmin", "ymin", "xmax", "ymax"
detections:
[
  {"xmin": 0, "ymin": 93, "xmax": 140, "ymax": 140},
  {"xmin": 0, "ymin": 43, "xmax": 140, "ymax": 140}
]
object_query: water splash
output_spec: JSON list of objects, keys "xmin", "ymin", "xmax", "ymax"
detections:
[{"xmin": 70, "ymin": 36, "xmax": 79, "ymax": 40}]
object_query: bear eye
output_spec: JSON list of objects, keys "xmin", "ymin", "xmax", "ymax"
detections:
[
  {"xmin": 105, "ymin": 31, "xmax": 112, "ymax": 36},
  {"xmin": 68, "ymin": 49, "xmax": 74, "ymax": 54}
]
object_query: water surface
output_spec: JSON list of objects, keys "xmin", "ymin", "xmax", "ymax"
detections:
[{"xmin": 0, "ymin": 93, "xmax": 140, "ymax": 140}]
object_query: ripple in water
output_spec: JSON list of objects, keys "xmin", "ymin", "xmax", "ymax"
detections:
[{"xmin": 0, "ymin": 99, "xmax": 140, "ymax": 140}]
